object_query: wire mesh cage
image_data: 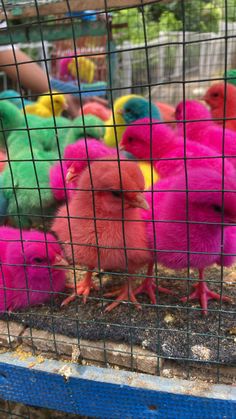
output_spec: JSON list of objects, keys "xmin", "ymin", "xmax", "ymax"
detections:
[{"xmin": 0, "ymin": 0, "xmax": 235, "ymax": 417}]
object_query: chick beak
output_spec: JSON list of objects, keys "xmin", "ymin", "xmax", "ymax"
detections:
[
  {"xmin": 117, "ymin": 109, "xmax": 123, "ymax": 115},
  {"xmin": 53, "ymin": 255, "xmax": 68, "ymax": 267},
  {"xmin": 63, "ymin": 102, "xmax": 69, "ymax": 111},
  {"xmin": 66, "ymin": 167, "xmax": 77, "ymax": 183},
  {"xmin": 119, "ymin": 143, "xmax": 125, "ymax": 151},
  {"xmin": 131, "ymin": 193, "xmax": 149, "ymax": 210}
]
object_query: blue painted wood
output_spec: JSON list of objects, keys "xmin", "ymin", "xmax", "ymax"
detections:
[{"xmin": 0, "ymin": 352, "xmax": 235, "ymax": 418}]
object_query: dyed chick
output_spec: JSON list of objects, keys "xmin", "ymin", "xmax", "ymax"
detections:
[
  {"xmin": 50, "ymin": 138, "xmax": 115, "ymax": 201},
  {"xmin": 65, "ymin": 114, "xmax": 105, "ymax": 146},
  {"xmin": 104, "ymin": 94, "xmax": 141, "ymax": 147},
  {"xmin": 203, "ymin": 82, "xmax": 236, "ymax": 131},
  {"xmin": 0, "ymin": 227, "xmax": 67, "ymax": 311},
  {"xmin": 104, "ymin": 95, "xmax": 161, "ymax": 147},
  {"xmin": 0, "ymin": 100, "xmax": 71, "ymax": 154},
  {"xmin": 68, "ymin": 56, "xmax": 96, "ymax": 83},
  {"xmin": 175, "ymin": 100, "xmax": 236, "ymax": 171},
  {"xmin": 138, "ymin": 168, "xmax": 236, "ymax": 315},
  {"xmin": 122, "ymin": 96, "xmax": 161, "ymax": 125},
  {"xmin": 79, "ymin": 102, "xmax": 111, "ymax": 121},
  {"xmin": 24, "ymin": 91, "xmax": 68, "ymax": 118},
  {"xmin": 225, "ymin": 69, "xmax": 236, "ymax": 87},
  {"xmin": 2, "ymin": 149, "xmax": 55, "ymax": 229},
  {"xmin": 120, "ymin": 118, "xmax": 235, "ymax": 180},
  {"xmin": 0, "ymin": 89, "xmax": 32, "ymax": 109},
  {"xmin": 156, "ymin": 101, "xmax": 176, "ymax": 125},
  {"xmin": 52, "ymin": 158, "xmax": 151, "ymax": 311},
  {"xmin": 50, "ymin": 136, "xmax": 158, "ymax": 203}
]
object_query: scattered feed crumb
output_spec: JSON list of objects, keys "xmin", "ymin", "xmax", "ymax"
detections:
[
  {"xmin": 191, "ymin": 345, "xmax": 211, "ymax": 361},
  {"xmin": 164, "ymin": 313, "xmax": 175, "ymax": 324},
  {"xmin": 58, "ymin": 365, "xmax": 73, "ymax": 381}
]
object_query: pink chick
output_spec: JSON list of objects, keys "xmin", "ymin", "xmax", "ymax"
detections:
[
  {"xmin": 136, "ymin": 168, "xmax": 236, "ymax": 315},
  {"xmin": 175, "ymin": 100, "xmax": 236, "ymax": 170},
  {"xmin": 79, "ymin": 102, "xmax": 111, "ymax": 121},
  {"xmin": 59, "ymin": 57, "xmax": 73, "ymax": 81},
  {"xmin": 50, "ymin": 139, "xmax": 119, "ymax": 202},
  {"xmin": 0, "ymin": 227, "xmax": 67, "ymax": 312},
  {"xmin": 52, "ymin": 158, "xmax": 151, "ymax": 312},
  {"xmin": 120, "ymin": 118, "xmax": 235, "ymax": 180}
]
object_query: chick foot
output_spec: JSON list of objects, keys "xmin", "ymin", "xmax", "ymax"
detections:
[
  {"xmin": 134, "ymin": 277, "xmax": 174, "ymax": 304},
  {"xmin": 104, "ymin": 281, "xmax": 141, "ymax": 312},
  {"xmin": 181, "ymin": 279, "xmax": 231, "ymax": 315},
  {"xmin": 61, "ymin": 271, "xmax": 97, "ymax": 306}
]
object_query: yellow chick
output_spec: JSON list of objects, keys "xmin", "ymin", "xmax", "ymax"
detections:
[
  {"xmin": 137, "ymin": 161, "xmax": 159, "ymax": 190},
  {"xmin": 104, "ymin": 94, "xmax": 141, "ymax": 148},
  {"xmin": 24, "ymin": 91, "xmax": 68, "ymax": 118},
  {"xmin": 68, "ymin": 57, "xmax": 96, "ymax": 84}
]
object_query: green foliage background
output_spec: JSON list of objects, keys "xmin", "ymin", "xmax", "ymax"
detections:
[{"xmin": 112, "ymin": 0, "xmax": 236, "ymax": 44}]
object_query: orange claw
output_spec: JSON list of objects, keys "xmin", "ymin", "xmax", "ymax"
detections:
[
  {"xmin": 104, "ymin": 281, "xmax": 141, "ymax": 312},
  {"xmin": 61, "ymin": 271, "xmax": 97, "ymax": 307}
]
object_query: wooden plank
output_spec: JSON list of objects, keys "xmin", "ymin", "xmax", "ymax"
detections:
[
  {"xmin": 0, "ymin": 0, "xmax": 167, "ymax": 20},
  {"xmin": 0, "ymin": 21, "xmax": 107, "ymax": 44},
  {"xmin": 0, "ymin": 352, "xmax": 235, "ymax": 417}
]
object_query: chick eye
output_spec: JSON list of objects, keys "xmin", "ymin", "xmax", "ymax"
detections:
[
  {"xmin": 33, "ymin": 257, "xmax": 45, "ymax": 263},
  {"xmin": 128, "ymin": 137, "xmax": 133, "ymax": 143},
  {"xmin": 125, "ymin": 108, "xmax": 131, "ymax": 113},
  {"xmin": 213, "ymin": 204, "xmax": 222, "ymax": 213},
  {"xmin": 212, "ymin": 92, "xmax": 219, "ymax": 98},
  {"xmin": 111, "ymin": 191, "xmax": 122, "ymax": 198}
]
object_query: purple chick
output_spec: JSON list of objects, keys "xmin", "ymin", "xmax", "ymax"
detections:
[
  {"xmin": 136, "ymin": 168, "xmax": 236, "ymax": 315},
  {"xmin": 0, "ymin": 227, "xmax": 67, "ymax": 312}
]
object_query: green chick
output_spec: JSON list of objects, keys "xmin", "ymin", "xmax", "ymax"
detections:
[
  {"xmin": 2, "ymin": 149, "xmax": 56, "ymax": 229},
  {"xmin": 65, "ymin": 114, "xmax": 105, "ymax": 146}
]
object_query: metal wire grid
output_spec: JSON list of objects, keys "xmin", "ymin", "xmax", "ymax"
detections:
[{"xmin": 0, "ymin": 1, "xmax": 234, "ymax": 404}]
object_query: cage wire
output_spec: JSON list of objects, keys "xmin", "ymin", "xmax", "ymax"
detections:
[{"xmin": 0, "ymin": 0, "xmax": 235, "ymax": 415}]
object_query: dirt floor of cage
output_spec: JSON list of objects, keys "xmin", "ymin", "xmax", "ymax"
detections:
[{"xmin": 0, "ymin": 265, "xmax": 235, "ymax": 385}]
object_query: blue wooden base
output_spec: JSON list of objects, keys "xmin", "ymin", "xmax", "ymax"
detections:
[{"xmin": 0, "ymin": 352, "xmax": 235, "ymax": 418}]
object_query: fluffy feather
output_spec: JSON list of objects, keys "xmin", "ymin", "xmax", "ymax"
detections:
[
  {"xmin": 121, "ymin": 118, "xmax": 235, "ymax": 179},
  {"xmin": 176, "ymin": 100, "xmax": 236, "ymax": 170},
  {"xmin": 52, "ymin": 158, "xmax": 151, "ymax": 311},
  {"xmin": 203, "ymin": 82, "xmax": 236, "ymax": 131},
  {"xmin": 49, "ymin": 138, "xmax": 112, "ymax": 201},
  {"xmin": 156, "ymin": 101, "xmax": 175, "ymax": 125},
  {"xmin": 122, "ymin": 97, "xmax": 161, "ymax": 125},
  {"xmin": 24, "ymin": 91, "xmax": 68, "ymax": 118},
  {"xmin": 0, "ymin": 100, "xmax": 72, "ymax": 155},
  {"xmin": 0, "ymin": 89, "xmax": 31, "ymax": 109},
  {"xmin": 104, "ymin": 94, "xmax": 141, "ymax": 147},
  {"xmin": 0, "ymin": 227, "xmax": 66, "ymax": 311},
  {"xmin": 65, "ymin": 114, "xmax": 105, "ymax": 146},
  {"xmin": 79, "ymin": 102, "xmax": 111, "ymax": 121},
  {"xmin": 139, "ymin": 168, "xmax": 236, "ymax": 314},
  {"xmin": 68, "ymin": 57, "xmax": 96, "ymax": 84},
  {"xmin": 2, "ymin": 149, "xmax": 55, "ymax": 228}
]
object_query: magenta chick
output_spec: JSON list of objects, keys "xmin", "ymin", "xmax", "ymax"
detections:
[
  {"xmin": 0, "ymin": 227, "xmax": 67, "ymax": 312},
  {"xmin": 120, "ymin": 118, "xmax": 235, "ymax": 180},
  {"xmin": 175, "ymin": 100, "xmax": 236, "ymax": 170},
  {"xmin": 137, "ymin": 168, "xmax": 236, "ymax": 315}
]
